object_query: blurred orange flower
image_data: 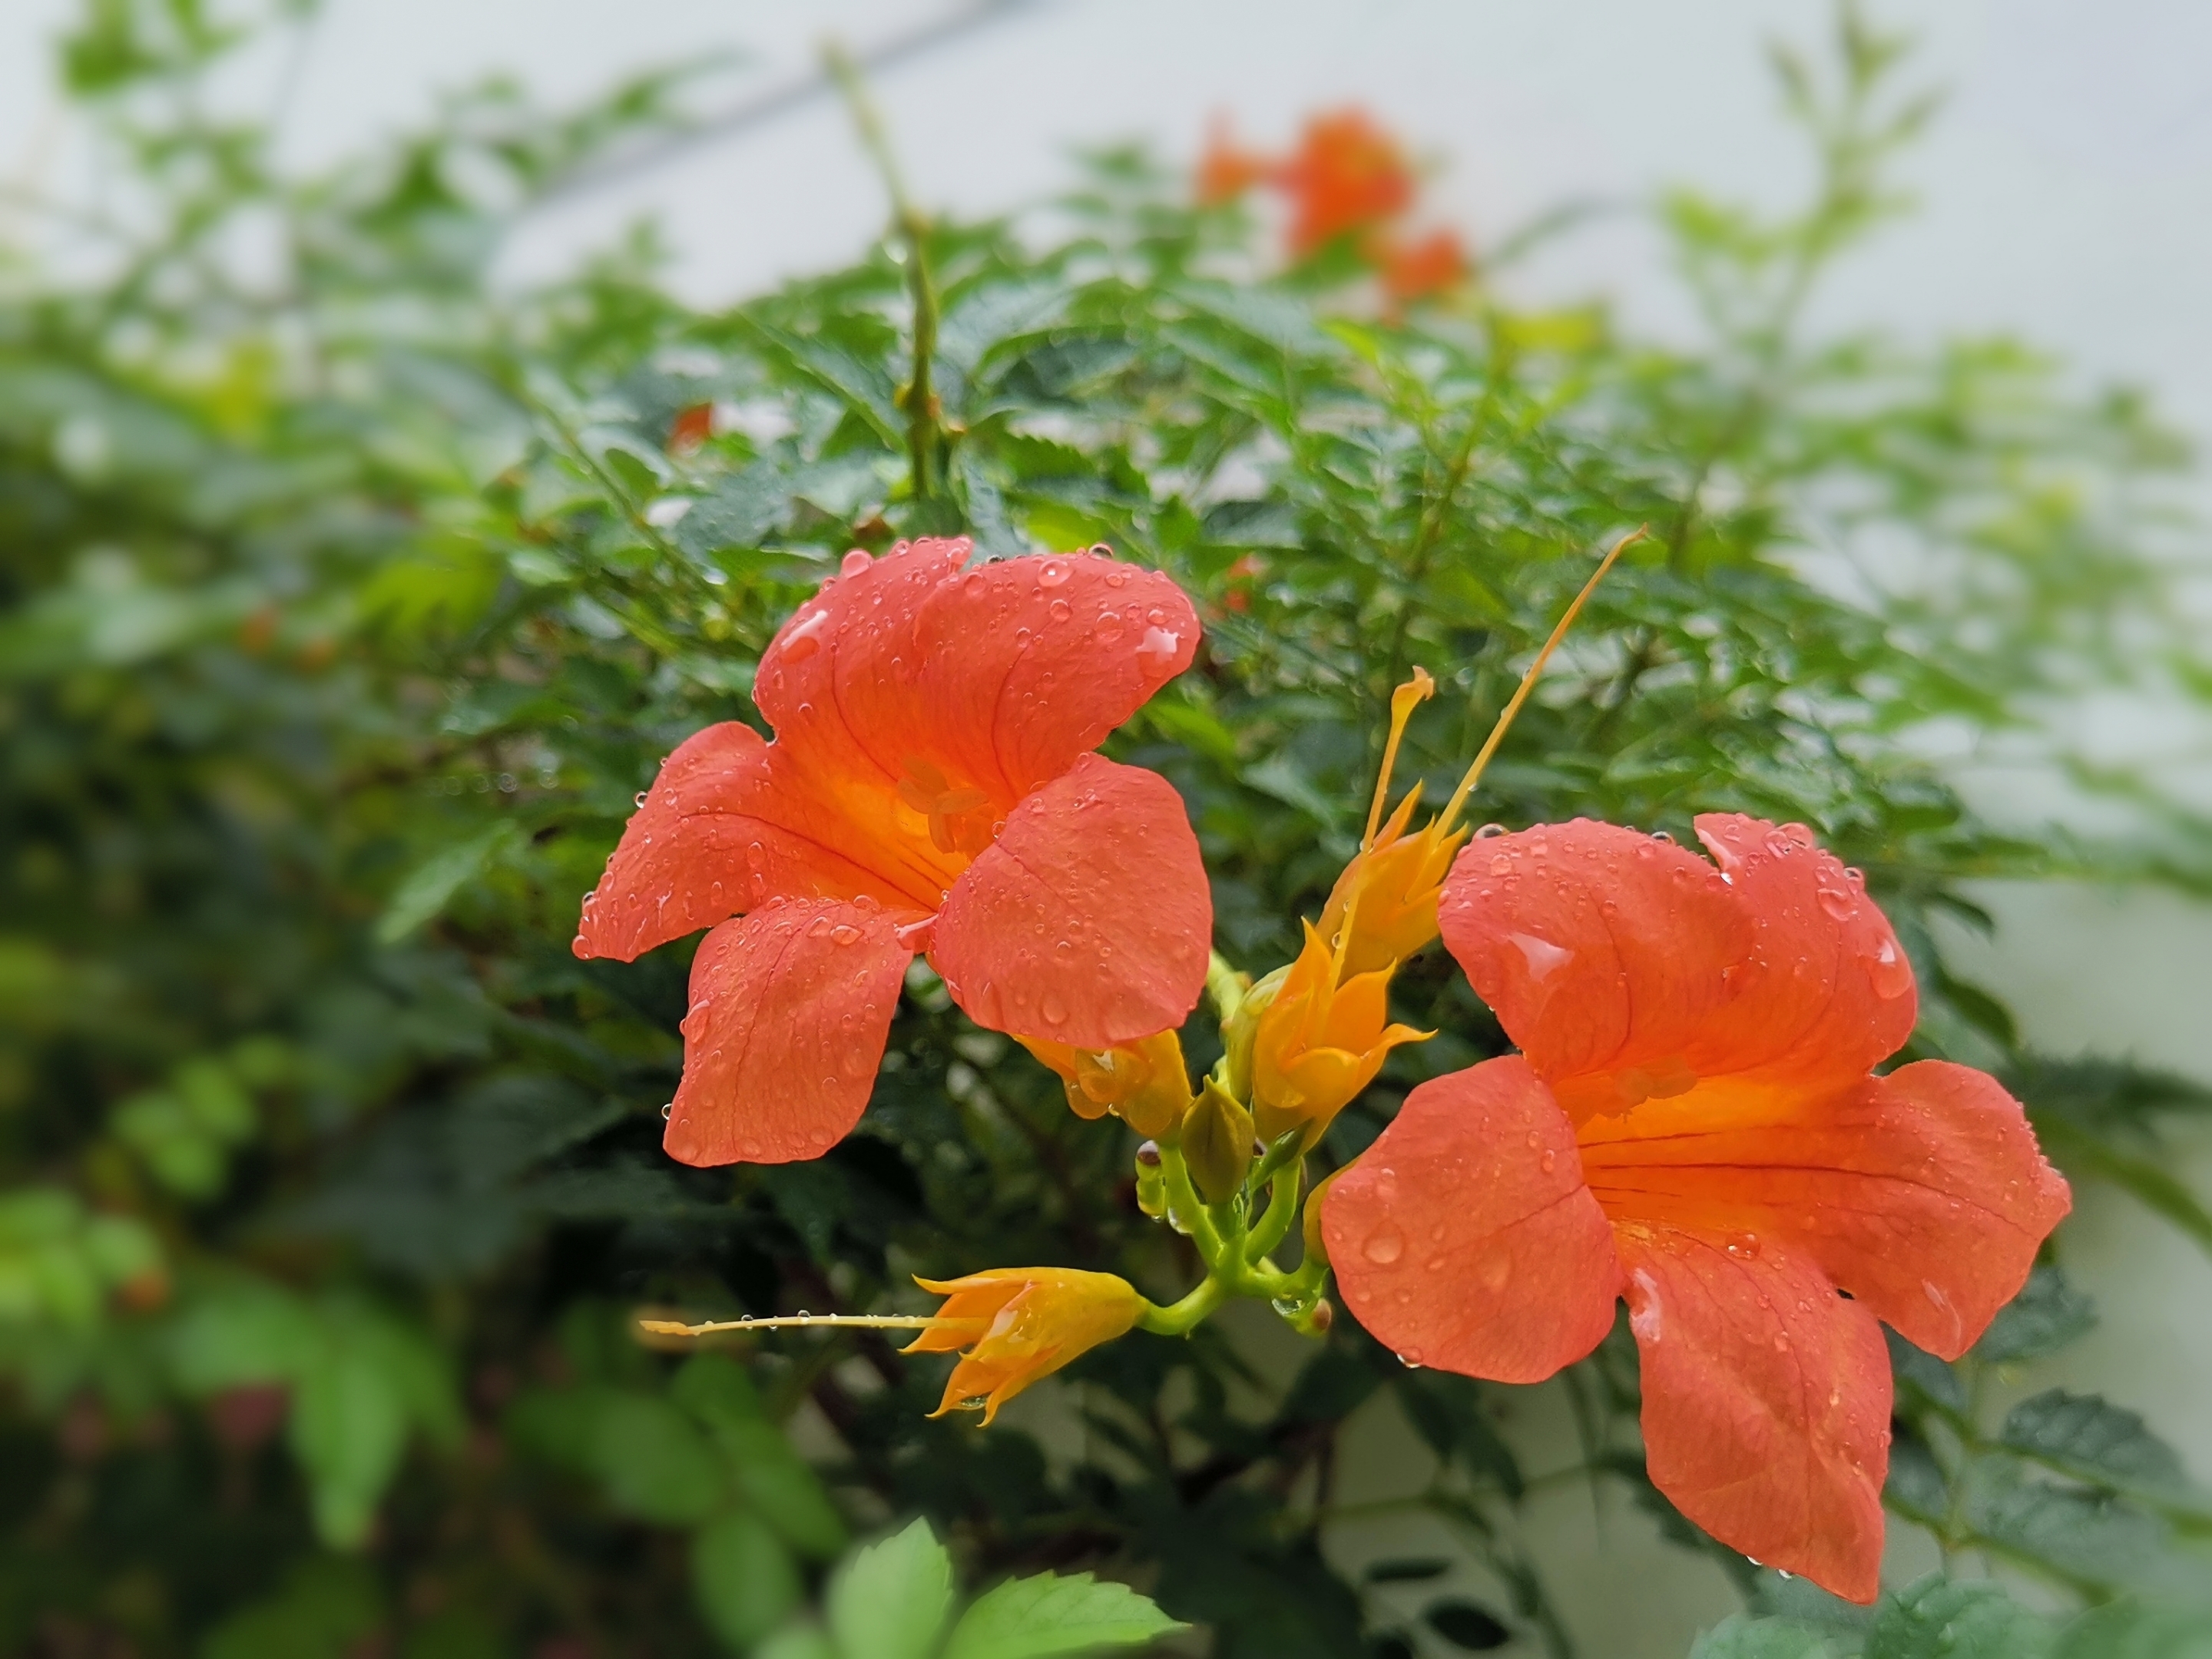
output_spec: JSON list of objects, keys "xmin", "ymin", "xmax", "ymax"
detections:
[
  {"xmin": 1277, "ymin": 108, "xmax": 1416, "ymax": 255},
  {"xmin": 1196, "ymin": 117, "xmax": 1273, "ymax": 205},
  {"xmin": 1379, "ymin": 228, "xmax": 1470, "ymax": 306},
  {"xmin": 906, "ymin": 1267, "xmax": 1142, "ymax": 1422}
]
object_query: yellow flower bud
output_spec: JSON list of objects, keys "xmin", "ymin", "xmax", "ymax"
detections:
[
  {"xmin": 1018, "ymin": 1028, "xmax": 1194, "ymax": 1140},
  {"xmin": 1181, "ymin": 1078, "xmax": 1256, "ymax": 1205},
  {"xmin": 906, "ymin": 1267, "xmax": 1141, "ymax": 1424}
]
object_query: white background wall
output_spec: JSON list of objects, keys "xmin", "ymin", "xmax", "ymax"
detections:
[{"xmin": 5, "ymin": 4, "xmax": 2207, "ymax": 1652}]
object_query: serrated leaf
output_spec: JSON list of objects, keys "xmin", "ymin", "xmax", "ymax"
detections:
[
  {"xmin": 940, "ymin": 1570, "xmax": 1185, "ymax": 1659},
  {"xmin": 827, "ymin": 1518, "xmax": 954, "ymax": 1659},
  {"xmin": 2001, "ymin": 1390, "xmax": 2184, "ymax": 1491},
  {"xmin": 1866, "ymin": 1574, "xmax": 2053, "ymax": 1659},
  {"xmin": 1972, "ymin": 1267, "xmax": 2095, "ymax": 1364}
]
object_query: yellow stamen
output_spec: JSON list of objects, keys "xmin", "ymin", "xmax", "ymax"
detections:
[
  {"xmin": 1364, "ymin": 665, "xmax": 1435, "ymax": 847},
  {"xmin": 1438, "ymin": 525, "xmax": 1646, "ymax": 836},
  {"xmin": 637, "ymin": 1313, "xmax": 941, "ymax": 1338}
]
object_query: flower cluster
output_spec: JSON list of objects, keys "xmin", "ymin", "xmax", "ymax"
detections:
[
  {"xmin": 601, "ymin": 535, "xmax": 2068, "ymax": 1604},
  {"xmin": 1198, "ymin": 108, "xmax": 1470, "ymax": 306}
]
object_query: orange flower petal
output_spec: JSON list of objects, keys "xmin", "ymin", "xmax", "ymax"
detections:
[
  {"xmin": 753, "ymin": 537, "xmax": 973, "ymax": 796},
  {"xmin": 575, "ymin": 722, "xmax": 919, "ymax": 960},
  {"xmin": 932, "ymin": 754, "xmax": 1209, "ymax": 1048},
  {"xmin": 1686, "ymin": 814, "xmax": 1917, "ymax": 1088},
  {"xmin": 1438, "ymin": 820, "xmax": 1752, "ymax": 1091},
  {"xmin": 662, "ymin": 899, "xmax": 912, "ymax": 1167},
  {"xmin": 911, "ymin": 550, "xmax": 1199, "ymax": 800},
  {"xmin": 1618, "ymin": 1226, "xmax": 1890, "ymax": 1603},
  {"xmin": 1325, "ymin": 1057, "xmax": 1620, "ymax": 1382}
]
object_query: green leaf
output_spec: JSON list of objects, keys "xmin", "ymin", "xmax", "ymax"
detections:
[
  {"xmin": 375, "ymin": 820, "xmax": 525, "ymax": 944},
  {"xmin": 941, "ymin": 1571, "xmax": 1186, "ymax": 1659},
  {"xmin": 1690, "ymin": 1615, "xmax": 1840, "ymax": 1659},
  {"xmin": 1972, "ymin": 1267, "xmax": 2095, "ymax": 1364},
  {"xmin": 715, "ymin": 1415, "xmax": 848, "ymax": 1559},
  {"xmin": 200, "ymin": 1557, "xmax": 382, "ymax": 1659},
  {"xmin": 2033, "ymin": 1115, "xmax": 2212, "ymax": 1257},
  {"xmin": 2055, "ymin": 1599, "xmax": 2212, "ymax": 1658},
  {"xmin": 2001, "ymin": 1390, "xmax": 2184, "ymax": 1491},
  {"xmin": 826, "ymin": 1519, "xmax": 955, "ymax": 1659},
  {"xmin": 290, "ymin": 1339, "xmax": 410, "ymax": 1547},
  {"xmin": 589, "ymin": 1392, "xmax": 727, "ymax": 1525},
  {"xmin": 691, "ymin": 1508, "xmax": 803, "ymax": 1651},
  {"xmin": 1866, "ymin": 1575, "xmax": 2054, "ymax": 1659}
]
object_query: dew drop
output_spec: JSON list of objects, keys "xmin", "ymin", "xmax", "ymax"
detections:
[
  {"xmin": 1508, "ymin": 931, "xmax": 1575, "ymax": 982},
  {"xmin": 1525, "ymin": 1129, "xmax": 1543, "ymax": 1149},
  {"xmin": 1048, "ymin": 598, "xmax": 1072, "ymax": 622},
  {"xmin": 661, "ymin": 1103, "xmax": 672, "ymax": 1120},
  {"xmin": 571, "ymin": 933, "xmax": 589, "ymax": 953},
  {"xmin": 1397, "ymin": 1348, "xmax": 1425, "ymax": 1369},
  {"xmin": 830, "ymin": 923, "xmax": 862, "ymax": 945},
  {"xmin": 841, "ymin": 549, "xmax": 873, "ymax": 576},
  {"xmin": 1867, "ymin": 935, "xmax": 1913, "ymax": 999},
  {"xmin": 1816, "ymin": 886, "xmax": 1854, "ymax": 920},
  {"xmin": 1489, "ymin": 853, "xmax": 1512, "ymax": 875},
  {"xmin": 1540, "ymin": 1148, "xmax": 1558, "ymax": 1174},
  {"xmin": 1041, "ymin": 992, "xmax": 1069, "ymax": 1025},
  {"xmin": 1650, "ymin": 830, "xmax": 1674, "ymax": 844},
  {"xmin": 1363, "ymin": 1224, "xmax": 1406, "ymax": 1265},
  {"xmin": 1094, "ymin": 611, "xmax": 1124, "ymax": 643},
  {"xmin": 1772, "ymin": 1333, "xmax": 1792, "ymax": 1353},
  {"xmin": 634, "ymin": 791, "xmax": 649, "ymax": 807},
  {"xmin": 1038, "ymin": 558, "xmax": 1071, "ymax": 588},
  {"xmin": 1475, "ymin": 822, "xmax": 1508, "ymax": 839}
]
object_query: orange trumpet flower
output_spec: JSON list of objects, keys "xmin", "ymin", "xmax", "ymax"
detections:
[
  {"xmin": 1277, "ymin": 108, "xmax": 1416, "ymax": 256},
  {"xmin": 1324, "ymin": 816, "xmax": 2070, "ymax": 1601},
  {"xmin": 1018, "ymin": 1028, "xmax": 1194, "ymax": 1139},
  {"xmin": 574, "ymin": 538, "xmax": 1211, "ymax": 1167},
  {"xmin": 906, "ymin": 1267, "xmax": 1143, "ymax": 1423},
  {"xmin": 1247, "ymin": 920, "xmax": 1428, "ymax": 1147}
]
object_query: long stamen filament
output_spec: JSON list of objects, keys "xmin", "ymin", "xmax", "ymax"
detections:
[
  {"xmin": 638, "ymin": 1313, "xmax": 943, "ymax": 1337},
  {"xmin": 1438, "ymin": 525, "xmax": 1647, "ymax": 835}
]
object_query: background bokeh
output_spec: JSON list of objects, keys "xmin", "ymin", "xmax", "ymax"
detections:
[{"xmin": 4, "ymin": 4, "xmax": 2207, "ymax": 1657}]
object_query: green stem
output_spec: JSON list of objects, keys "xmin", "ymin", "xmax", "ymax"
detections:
[
  {"xmin": 1155, "ymin": 1137, "xmax": 1224, "ymax": 1261},
  {"xmin": 826, "ymin": 42, "xmax": 944, "ymax": 503},
  {"xmin": 1135, "ymin": 1276, "xmax": 1229, "ymax": 1337},
  {"xmin": 1244, "ymin": 1163, "xmax": 1303, "ymax": 1263}
]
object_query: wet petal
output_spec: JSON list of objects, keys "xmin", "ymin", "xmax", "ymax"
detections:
[
  {"xmin": 1586, "ymin": 1061, "xmax": 2068, "ymax": 1360},
  {"xmin": 1436, "ymin": 819, "xmax": 1752, "ymax": 1093},
  {"xmin": 751, "ymin": 537, "xmax": 972, "ymax": 790},
  {"xmin": 1325, "ymin": 1057, "xmax": 1621, "ymax": 1383},
  {"xmin": 930, "ymin": 754, "xmax": 1210, "ymax": 1048},
  {"xmin": 1687, "ymin": 814, "xmax": 1917, "ymax": 1087},
  {"xmin": 662, "ymin": 899, "xmax": 912, "ymax": 1167},
  {"xmin": 574, "ymin": 722, "xmax": 935, "ymax": 960},
  {"xmin": 912, "ymin": 550, "xmax": 1200, "ymax": 798},
  {"xmin": 1619, "ymin": 1225, "xmax": 1890, "ymax": 1603}
]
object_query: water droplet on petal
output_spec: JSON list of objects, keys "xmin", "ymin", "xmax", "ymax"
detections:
[
  {"xmin": 1363, "ymin": 1224, "xmax": 1406, "ymax": 1265},
  {"xmin": 1650, "ymin": 830, "xmax": 1674, "ymax": 844},
  {"xmin": 1038, "ymin": 558, "xmax": 1071, "ymax": 588},
  {"xmin": 841, "ymin": 549, "xmax": 873, "ymax": 576},
  {"xmin": 1475, "ymin": 822, "xmax": 1508, "ymax": 839},
  {"xmin": 1816, "ymin": 886, "xmax": 1853, "ymax": 920},
  {"xmin": 1489, "ymin": 853, "xmax": 1512, "ymax": 875},
  {"xmin": 1509, "ymin": 932, "xmax": 1575, "ymax": 982},
  {"xmin": 1867, "ymin": 935, "xmax": 1913, "ymax": 998},
  {"xmin": 1041, "ymin": 992, "xmax": 1068, "ymax": 1025},
  {"xmin": 634, "ymin": 791, "xmax": 649, "ymax": 807},
  {"xmin": 1047, "ymin": 598, "xmax": 1072, "ymax": 622},
  {"xmin": 1094, "ymin": 611, "xmax": 1123, "ymax": 643},
  {"xmin": 1540, "ymin": 1148, "xmax": 1558, "ymax": 1174},
  {"xmin": 1772, "ymin": 1332, "xmax": 1792, "ymax": 1353},
  {"xmin": 830, "ymin": 923, "xmax": 861, "ymax": 945}
]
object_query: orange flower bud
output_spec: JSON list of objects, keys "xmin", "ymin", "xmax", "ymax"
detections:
[
  {"xmin": 906, "ymin": 1267, "xmax": 1143, "ymax": 1423},
  {"xmin": 1017, "ymin": 1028, "xmax": 1193, "ymax": 1139},
  {"xmin": 1249, "ymin": 919, "xmax": 1428, "ymax": 1146},
  {"xmin": 1317, "ymin": 667, "xmax": 1465, "ymax": 977}
]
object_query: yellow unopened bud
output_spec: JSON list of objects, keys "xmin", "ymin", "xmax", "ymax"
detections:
[
  {"xmin": 1223, "ymin": 965, "xmax": 1290, "ymax": 1103},
  {"xmin": 1181, "ymin": 1078, "xmax": 1256, "ymax": 1205},
  {"xmin": 906, "ymin": 1267, "xmax": 1141, "ymax": 1424},
  {"xmin": 1018, "ymin": 1029, "xmax": 1194, "ymax": 1140},
  {"xmin": 1250, "ymin": 921, "xmax": 1429, "ymax": 1146}
]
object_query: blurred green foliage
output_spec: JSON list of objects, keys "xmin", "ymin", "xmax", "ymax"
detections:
[{"xmin": 1, "ymin": 2, "xmax": 2207, "ymax": 1654}]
